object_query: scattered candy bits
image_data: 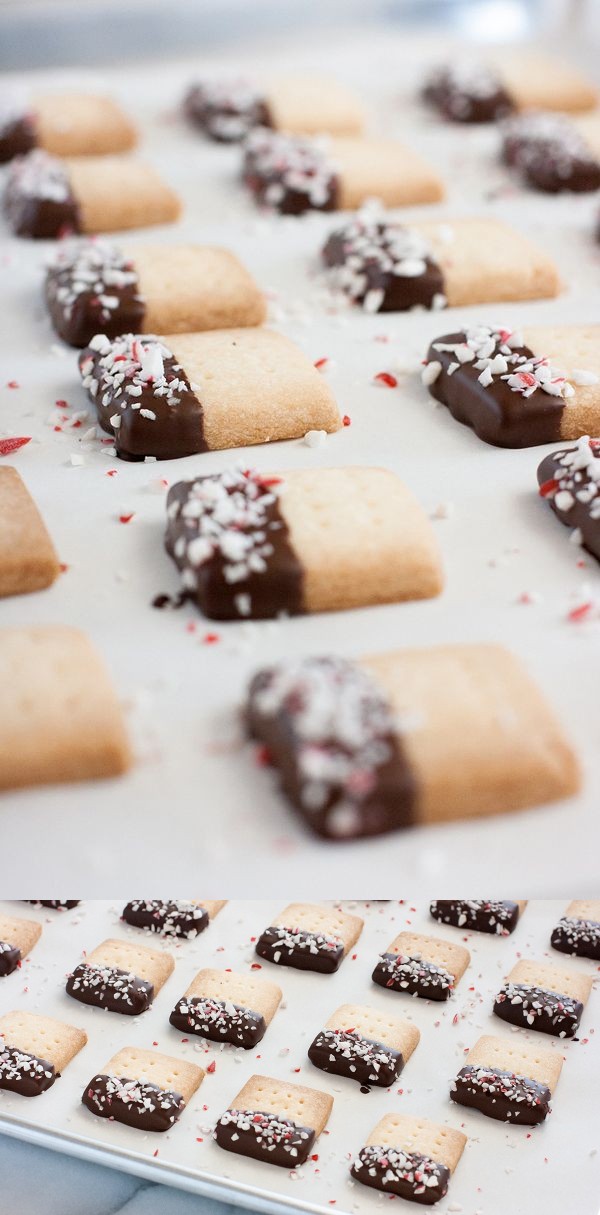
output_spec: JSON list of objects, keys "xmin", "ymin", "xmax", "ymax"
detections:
[
  {"xmin": 118, "ymin": 512, "xmax": 135, "ymax": 524},
  {"xmin": 373, "ymin": 371, "xmax": 398, "ymax": 388},
  {"xmin": 0, "ymin": 436, "xmax": 31, "ymax": 456},
  {"xmin": 342, "ymin": 415, "xmax": 351, "ymax": 427}
]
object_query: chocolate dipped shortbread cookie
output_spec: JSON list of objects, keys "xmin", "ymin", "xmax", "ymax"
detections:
[
  {"xmin": 422, "ymin": 323, "xmax": 600, "ymax": 448},
  {"xmin": 322, "ymin": 212, "xmax": 558, "ymax": 311},
  {"xmin": 451, "ymin": 1034, "xmax": 562, "ymax": 1124},
  {"xmin": 255, "ymin": 903, "xmax": 363, "ymax": 974},
  {"xmin": 46, "ymin": 239, "xmax": 266, "ymax": 348},
  {"xmin": 242, "ymin": 129, "xmax": 444, "ymax": 214},
  {"xmin": 0, "ymin": 1010, "xmax": 86, "ymax": 1096},
  {"xmin": 165, "ymin": 465, "xmax": 442, "ymax": 621},
  {"xmin": 352, "ymin": 1113, "xmax": 467, "ymax": 1206},
  {"xmin": 430, "ymin": 900, "xmax": 527, "ymax": 936},
  {"xmin": 82, "ymin": 1047, "xmax": 203, "ymax": 1131},
  {"xmin": 0, "ymin": 468, "xmax": 60, "ymax": 598},
  {"xmin": 423, "ymin": 54, "xmax": 597, "ymax": 123},
  {"xmin": 215, "ymin": 1074, "xmax": 333, "ymax": 1167},
  {"xmin": 66, "ymin": 938, "xmax": 174, "ymax": 1015},
  {"xmin": 372, "ymin": 932, "xmax": 470, "ymax": 1002},
  {"xmin": 185, "ymin": 75, "xmax": 364, "ymax": 142},
  {"xmin": 246, "ymin": 646, "xmax": 578, "ymax": 839},
  {"xmin": 0, "ymin": 89, "xmax": 136, "ymax": 162},
  {"xmin": 494, "ymin": 958, "xmax": 592, "ymax": 1038},
  {"xmin": 79, "ymin": 329, "xmax": 340, "ymax": 461},
  {"xmin": 170, "ymin": 968, "xmax": 282, "ymax": 1048},
  {"xmin": 501, "ymin": 112, "xmax": 600, "ymax": 192},
  {"xmin": 537, "ymin": 436, "xmax": 600, "ymax": 563},
  {"xmin": 0, "ymin": 914, "xmax": 41, "ymax": 977},
  {"xmin": 122, "ymin": 899, "xmax": 226, "ymax": 939},
  {"xmin": 308, "ymin": 1004, "xmax": 419, "ymax": 1087},
  {"xmin": 551, "ymin": 900, "xmax": 600, "ymax": 960},
  {"xmin": 4, "ymin": 150, "xmax": 180, "ymax": 238}
]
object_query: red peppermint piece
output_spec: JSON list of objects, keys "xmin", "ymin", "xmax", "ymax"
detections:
[
  {"xmin": 6, "ymin": 380, "xmax": 19, "ymax": 389},
  {"xmin": 257, "ymin": 475, "xmax": 283, "ymax": 487},
  {"xmin": 0, "ymin": 436, "xmax": 31, "ymax": 456},
  {"xmin": 567, "ymin": 602, "xmax": 594, "ymax": 623},
  {"xmin": 250, "ymin": 962, "xmax": 262, "ymax": 970},
  {"xmin": 203, "ymin": 632, "xmax": 220, "ymax": 645},
  {"xmin": 106, "ymin": 469, "xmax": 118, "ymax": 477},
  {"xmin": 314, "ymin": 357, "xmax": 329, "ymax": 370},
  {"xmin": 119, "ymin": 513, "xmax": 135, "ymax": 524},
  {"xmin": 206, "ymin": 1060, "xmax": 216, "ymax": 1074},
  {"xmin": 373, "ymin": 372, "xmax": 398, "ymax": 388},
  {"xmin": 342, "ymin": 415, "xmax": 351, "ymax": 427},
  {"xmin": 538, "ymin": 478, "xmax": 558, "ymax": 498},
  {"xmin": 256, "ymin": 744, "xmax": 273, "ymax": 766}
]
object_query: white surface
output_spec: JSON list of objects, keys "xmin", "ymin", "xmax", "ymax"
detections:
[
  {"xmin": 1, "ymin": 35, "xmax": 600, "ymax": 893},
  {"xmin": 0, "ymin": 900, "xmax": 598, "ymax": 1215}
]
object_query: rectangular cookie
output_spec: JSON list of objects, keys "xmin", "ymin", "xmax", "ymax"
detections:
[
  {"xmin": 66, "ymin": 937, "xmax": 174, "ymax": 1015},
  {"xmin": 307, "ymin": 1003, "xmax": 419, "ymax": 1087},
  {"xmin": 0, "ymin": 90, "xmax": 136, "ymax": 163},
  {"xmin": 79, "ymin": 329, "xmax": 340, "ymax": 462},
  {"xmin": 121, "ymin": 899, "xmax": 226, "ymax": 938},
  {"xmin": 422, "ymin": 57, "xmax": 597, "ymax": 124},
  {"xmin": 423, "ymin": 322, "xmax": 600, "ymax": 448},
  {"xmin": 246, "ymin": 646, "xmax": 579, "ymax": 839},
  {"xmin": 255, "ymin": 903, "xmax": 363, "ymax": 973},
  {"xmin": 352, "ymin": 1112, "xmax": 467, "ymax": 1206},
  {"xmin": 170, "ymin": 967, "xmax": 282, "ymax": 1048},
  {"xmin": 4, "ymin": 149, "xmax": 180, "ymax": 239},
  {"xmin": 267, "ymin": 76, "xmax": 365, "ymax": 136},
  {"xmin": 0, "ymin": 626, "xmax": 130, "ymax": 791},
  {"xmin": 82, "ymin": 1046, "xmax": 203, "ymax": 1132},
  {"xmin": 0, "ymin": 914, "xmax": 42, "ymax": 977},
  {"xmin": 494, "ymin": 958, "xmax": 592, "ymax": 1037},
  {"xmin": 322, "ymin": 213, "xmax": 559, "ymax": 312},
  {"xmin": 165, "ymin": 465, "xmax": 442, "ymax": 620},
  {"xmin": 46, "ymin": 239, "xmax": 266, "ymax": 348},
  {"xmin": 372, "ymin": 932, "xmax": 470, "ymax": 1002},
  {"xmin": 215, "ymin": 1074, "xmax": 333, "ymax": 1167},
  {"xmin": 430, "ymin": 900, "xmax": 527, "ymax": 935},
  {"xmin": 451, "ymin": 1033, "xmax": 563, "ymax": 1124},
  {"xmin": 551, "ymin": 900, "xmax": 600, "ymax": 961},
  {"xmin": 0, "ymin": 468, "xmax": 60, "ymax": 598},
  {"xmin": 0, "ymin": 1010, "xmax": 87, "ymax": 1096}
]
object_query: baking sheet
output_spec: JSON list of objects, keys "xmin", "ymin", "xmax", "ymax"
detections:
[
  {"xmin": 1, "ymin": 32, "xmax": 600, "ymax": 893},
  {"xmin": 0, "ymin": 899, "xmax": 598, "ymax": 1215}
]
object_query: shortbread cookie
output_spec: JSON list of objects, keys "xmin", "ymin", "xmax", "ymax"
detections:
[
  {"xmin": 494, "ymin": 958, "xmax": 592, "ymax": 1038},
  {"xmin": 423, "ymin": 55, "xmax": 597, "ymax": 123},
  {"xmin": 215, "ymin": 1074, "xmax": 333, "ymax": 1167},
  {"xmin": 4, "ymin": 149, "xmax": 180, "ymax": 239},
  {"xmin": 537, "ymin": 437, "xmax": 600, "ymax": 563},
  {"xmin": 165, "ymin": 465, "xmax": 442, "ymax": 621},
  {"xmin": 0, "ymin": 1010, "xmax": 87, "ymax": 1096},
  {"xmin": 185, "ymin": 76, "xmax": 364, "ymax": 141},
  {"xmin": 372, "ymin": 932, "xmax": 470, "ymax": 1002},
  {"xmin": 0, "ymin": 468, "xmax": 60, "ymax": 597},
  {"xmin": 551, "ymin": 900, "xmax": 600, "ymax": 961},
  {"xmin": 82, "ymin": 1046, "xmax": 203, "ymax": 1131},
  {"xmin": 322, "ymin": 212, "xmax": 559, "ymax": 311},
  {"xmin": 0, "ymin": 914, "xmax": 42, "ymax": 977},
  {"xmin": 122, "ymin": 899, "xmax": 226, "ymax": 938},
  {"xmin": 255, "ymin": 903, "xmax": 363, "ymax": 973},
  {"xmin": 308, "ymin": 1004, "xmax": 419, "ymax": 1087},
  {"xmin": 430, "ymin": 900, "xmax": 527, "ymax": 936},
  {"xmin": 423, "ymin": 323, "xmax": 600, "ymax": 448},
  {"xmin": 451, "ymin": 1034, "xmax": 563, "ymax": 1124},
  {"xmin": 352, "ymin": 1113, "xmax": 467, "ymax": 1206},
  {"xmin": 242, "ymin": 129, "xmax": 444, "ymax": 214},
  {"xmin": 79, "ymin": 329, "xmax": 340, "ymax": 461},
  {"xmin": 246, "ymin": 647, "xmax": 578, "ymax": 839},
  {"xmin": 170, "ymin": 968, "xmax": 282, "ymax": 1048},
  {"xmin": 0, "ymin": 626, "xmax": 130, "ymax": 792},
  {"xmin": 46, "ymin": 239, "xmax": 266, "ymax": 348},
  {"xmin": 501, "ymin": 112, "xmax": 600, "ymax": 192},
  {"xmin": 0, "ymin": 91, "xmax": 136, "ymax": 161},
  {"xmin": 66, "ymin": 938, "xmax": 174, "ymax": 1015}
]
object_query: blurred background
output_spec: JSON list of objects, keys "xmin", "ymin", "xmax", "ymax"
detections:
[{"xmin": 0, "ymin": 0, "xmax": 598, "ymax": 70}]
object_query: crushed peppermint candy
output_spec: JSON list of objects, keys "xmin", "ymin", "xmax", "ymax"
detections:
[
  {"xmin": 0, "ymin": 1044, "xmax": 54, "ymax": 1092},
  {"xmin": 46, "ymin": 238, "xmax": 140, "ymax": 324},
  {"xmin": 495, "ymin": 982, "xmax": 581, "ymax": 1034},
  {"xmin": 428, "ymin": 324, "xmax": 574, "ymax": 400},
  {"xmin": 353, "ymin": 1144, "xmax": 448, "ymax": 1196},
  {"xmin": 80, "ymin": 333, "xmax": 194, "ymax": 414},
  {"xmin": 171, "ymin": 995, "xmax": 263, "ymax": 1044},
  {"xmin": 322, "ymin": 204, "xmax": 443, "ymax": 312},
  {"xmin": 216, "ymin": 1108, "xmax": 312, "ymax": 1159},
  {"xmin": 85, "ymin": 1074, "xmax": 183, "ymax": 1125},
  {"xmin": 6, "ymin": 148, "xmax": 71, "ymax": 201},
  {"xmin": 539, "ymin": 437, "xmax": 600, "ymax": 520},
  {"xmin": 310, "ymin": 1028, "xmax": 400, "ymax": 1082},
  {"xmin": 243, "ymin": 127, "xmax": 337, "ymax": 211},
  {"xmin": 375, "ymin": 951, "xmax": 455, "ymax": 994}
]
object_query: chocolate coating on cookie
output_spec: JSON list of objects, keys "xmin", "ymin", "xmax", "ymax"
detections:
[
  {"xmin": 423, "ymin": 325, "xmax": 570, "ymax": 448},
  {"xmin": 79, "ymin": 333, "xmax": 205, "ymax": 461},
  {"xmin": 352, "ymin": 1145, "xmax": 450, "ymax": 1205},
  {"xmin": 322, "ymin": 212, "xmax": 445, "ymax": 312},
  {"xmin": 122, "ymin": 899, "xmax": 209, "ymax": 938},
  {"xmin": 184, "ymin": 79, "xmax": 271, "ymax": 143},
  {"xmin": 538, "ymin": 438, "xmax": 600, "ymax": 564},
  {"xmin": 165, "ymin": 470, "xmax": 303, "ymax": 620},
  {"xmin": 247, "ymin": 656, "xmax": 416, "ymax": 840},
  {"xmin": 4, "ymin": 150, "xmax": 81, "ymax": 238},
  {"xmin": 308, "ymin": 1028, "xmax": 403, "ymax": 1086},
  {"xmin": 46, "ymin": 240, "xmax": 144, "ymax": 348},
  {"xmin": 27, "ymin": 900, "xmax": 80, "ymax": 909},
  {"xmin": 0, "ymin": 1045, "xmax": 56, "ymax": 1096},
  {"xmin": 255, "ymin": 925, "xmax": 344, "ymax": 974},
  {"xmin": 451, "ymin": 1064, "xmax": 551, "ymax": 1124},
  {"xmin": 83, "ymin": 1074, "xmax": 185, "ymax": 1131},
  {"xmin": 243, "ymin": 128, "xmax": 338, "ymax": 214},
  {"xmin": 215, "ymin": 1109, "xmax": 316, "ymax": 1166},
  {"xmin": 551, "ymin": 915, "xmax": 600, "ymax": 960},
  {"xmin": 170, "ymin": 996, "xmax": 266, "ymax": 1048},
  {"xmin": 423, "ymin": 63, "xmax": 514, "ymax": 123},
  {"xmin": 430, "ymin": 900, "xmax": 522, "ymax": 935},
  {"xmin": 372, "ymin": 952, "xmax": 455, "ymax": 1001},
  {"xmin": 494, "ymin": 983, "xmax": 583, "ymax": 1037},
  {"xmin": 0, "ymin": 115, "xmax": 36, "ymax": 163},
  {"xmin": 66, "ymin": 961, "xmax": 154, "ymax": 1015},
  {"xmin": 502, "ymin": 113, "xmax": 600, "ymax": 192},
  {"xmin": 0, "ymin": 940, "xmax": 21, "ymax": 977}
]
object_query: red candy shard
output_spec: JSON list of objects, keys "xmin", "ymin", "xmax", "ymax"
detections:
[
  {"xmin": 342, "ymin": 415, "xmax": 351, "ymax": 427},
  {"xmin": 6, "ymin": 380, "xmax": 19, "ymax": 389},
  {"xmin": 207, "ymin": 1060, "xmax": 216, "ymax": 1073},
  {"xmin": 0, "ymin": 436, "xmax": 31, "ymax": 456},
  {"xmin": 373, "ymin": 372, "xmax": 398, "ymax": 388},
  {"xmin": 568, "ymin": 602, "xmax": 594, "ymax": 623},
  {"xmin": 314, "ymin": 357, "xmax": 329, "ymax": 370},
  {"xmin": 538, "ymin": 478, "xmax": 558, "ymax": 498},
  {"xmin": 119, "ymin": 512, "xmax": 135, "ymax": 523},
  {"xmin": 203, "ymin": 632, "xmax": 220, "ymax": 645}
]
